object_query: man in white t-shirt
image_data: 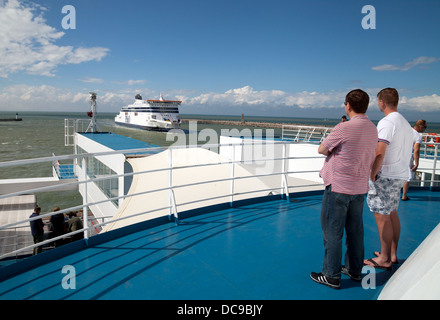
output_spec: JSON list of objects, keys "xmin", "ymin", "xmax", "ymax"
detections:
[
  {"xmin": 365, "ymin": 88, "xmax": 414, "ymax": 270},
  {"xmin": 402, "ymin": 120, "xmax": 427, "ymax": 200}
]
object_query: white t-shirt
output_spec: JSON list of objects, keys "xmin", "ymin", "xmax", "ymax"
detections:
[
  {"xmin": 412, "ymin": 128, "xmax": 423, "ymax": 145},
  {"xmin": 377, "ymin": 112, "xmax": 414, "ymax": 180},
  {"xmin": 409, "ymin": 128, "xmax": 423, "ymax": 167}
]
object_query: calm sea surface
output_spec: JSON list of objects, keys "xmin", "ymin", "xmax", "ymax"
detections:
[{"xmin": 1, "ymin": 111, "xmax": 439, "ymax": 212}]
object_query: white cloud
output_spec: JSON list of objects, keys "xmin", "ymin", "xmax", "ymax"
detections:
[
  {"xmin": 0, "ymin": 84, "xmax": 83, "ymax": 104},
  {"xmin": 0, "ymin": 84, "xmax": 141, "ymax": 112},
  {"xmin": 79, "ymin": 77, "xmax": 105, "ymax": 84},
  {"xmin": 399, "ymin": 94, "xmax": 440, "ymax": 112},
  {"xmin": 0, "ymin": 0, "xmax": 109, "ymax": 77},
  {"xmin": 112, "ymin": 80, "xmax": 147, "ymax": 86},
  {"xmin": 372, "ymin": 56, "xmax": 440, "ymax": 72},
  {"xmin": 1, "ymin": 84, "xmax": 439, "ymax": 116},
  {"xmin": 127, "ymin": 80, "xmax": 147, "ymax": 86},
  {"xmin": 177, "ymin": 86, "xmax": 440, "ymax": 116},
  {"xmin": 184, "ymin": 86, "xmax": 346, "ymax": 109}
]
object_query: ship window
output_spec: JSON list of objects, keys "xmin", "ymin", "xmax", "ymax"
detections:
[
  {"xmin": 75, "ymin": 146, "xmax": 118, "ymax": 207},
  {"xmin": 88, "ymin": 157, "xmax": 118, "ymax": 207}
]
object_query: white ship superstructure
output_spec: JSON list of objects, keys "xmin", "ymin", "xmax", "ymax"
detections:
[{"xmin": 115, "ymin": 94, "xmax": 181, "ymax": 131}]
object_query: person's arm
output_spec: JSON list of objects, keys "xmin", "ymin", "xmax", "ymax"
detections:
[
  {"xmin": 412, "ymin": 143, "xmax": 421, "ymax": 171},
  {"xmin": 318, "ymin": 143, "xmax": 330, "ymax": 156},
  {"xmin": 318, "ymin": 124, "xmax": 343, "ymax": 156},
  {"xmin": 370, "ymin": 141, "xmax": 388, "ymax": 181}
]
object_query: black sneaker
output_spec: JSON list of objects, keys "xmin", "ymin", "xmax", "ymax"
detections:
[
  {"xmin": 341, "ymin": 266, "xmax": 362, "ymax": 281},
  {"xmin": 310, "ymin": 272, "xmax": 340, "ymax": 289}
]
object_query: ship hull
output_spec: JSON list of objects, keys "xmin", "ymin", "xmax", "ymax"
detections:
[{"xmin": 114, "ymin": 119, "xmax": 179, "ymax": 131}]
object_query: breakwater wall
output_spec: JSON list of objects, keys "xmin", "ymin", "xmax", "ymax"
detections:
[
  {"xmin": 0, "ymin": 118, "xmax": 22, "ymax": 122},
  {"xmin": 181, "ymin": 119, "xmax": 333, "ymax": 130}
]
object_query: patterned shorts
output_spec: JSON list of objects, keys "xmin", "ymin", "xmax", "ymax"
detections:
[{"xmin": 367, "ymin": 176, "xmax": 406, "ymax": 215}]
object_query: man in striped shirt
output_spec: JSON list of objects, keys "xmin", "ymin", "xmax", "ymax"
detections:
[{"xmin": 311, "ymin": 89, "xmax": 378, "ymax": 289}]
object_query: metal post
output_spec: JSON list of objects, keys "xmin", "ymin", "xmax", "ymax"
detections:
[
  {"xmin": 170, "ymin": 189, "xmax": 179, "ymax": 225},
  {"xmin": 85, "ymin": 92, "xmax": 100, "ymax": 133},
  {"xmin": 430, "ymin": 144, "xmax": 438, "ymax": 188},
  {"xmin": 168, "ymin": 148, "xmax": 173, "ymax": 221},
  {"xmin": 82, "ymin": 157, "xmax": 89, "ymax": 240},
  {"xmin": 281, "ymin": 143, "xmax": 290, "ymax": 200},
  {"xmin": 166, "ymin": 148, "xmax": 179, "ymax": 224},
  {"xmin": 230, "ymin": 144, "xmax": 235, "ymax": 207},
  {"xmin": 281, "ymin": 143, "xmax": 286, "ymax": 197}
]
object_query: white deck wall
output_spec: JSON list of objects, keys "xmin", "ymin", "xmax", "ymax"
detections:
[
  {"xmin": 75, "ymin": 133, "xmax": 125, "ymax": 221},
  {"xmin": 219, "ymin": 136, "xmax": 324, "ymax": 184}
]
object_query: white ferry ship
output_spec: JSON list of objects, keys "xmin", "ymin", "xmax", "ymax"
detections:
[{"xmin": 114, "ymin": 94, "xmax": 182, "ymax": 131}]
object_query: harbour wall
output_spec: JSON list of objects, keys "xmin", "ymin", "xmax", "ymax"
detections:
[{"xmin": 181, "ymin": 119, "xmax": 333, "ymax": 129}]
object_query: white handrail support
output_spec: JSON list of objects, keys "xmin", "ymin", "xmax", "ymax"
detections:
[
  {"xmin": 82, "ymin": 157, "xmax": 89, "ymax": 240},
  {"xmin": 1, "ymin": 138, "xmax": 439, "ymax": 260}
]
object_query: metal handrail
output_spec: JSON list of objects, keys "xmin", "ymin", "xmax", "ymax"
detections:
[
  {"xmin": 282, "ymin": 125, "xmax": 332, "ymax": 142},
  {"xmin": 1, "ymin": 140, "xmax": 439, "ymax": 260},
  {"xmin": 0, "ymin": 145, "xmax": 319, "ymax": 229}
]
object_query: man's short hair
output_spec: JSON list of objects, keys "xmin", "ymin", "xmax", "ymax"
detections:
[
  {"xmin": 415, "ymin": 119, "xmax": 427, "ymax": 127},
  {"xmin": 345, "ymin": 89, "xmax": 370, "ymax": 114},
  {"xmin": 377, "ymin": 88, "xmax": 399, "ymax": 107}
]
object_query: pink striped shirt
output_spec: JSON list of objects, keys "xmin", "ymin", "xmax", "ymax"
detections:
[{"xmin": 319, "ymin": 115, "xmax": 378, "ymax": 195}]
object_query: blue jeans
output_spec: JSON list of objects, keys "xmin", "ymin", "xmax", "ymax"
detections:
[{"xmin": 321, "ymin": 185, "xmax": 365, "ymax": 279}]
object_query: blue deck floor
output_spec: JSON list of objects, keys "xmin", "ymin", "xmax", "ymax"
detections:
[{"xmin": 0, "ymin": 189, "xmax": 438, "ymax": 300}]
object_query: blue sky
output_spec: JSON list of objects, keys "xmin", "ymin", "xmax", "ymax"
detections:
[{"xmin": 0, "ymin": 0, "xmax": 439, "ymax": 121}]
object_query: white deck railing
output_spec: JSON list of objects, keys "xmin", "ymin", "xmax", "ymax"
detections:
[
  {"xmin": 0, "ymin": 140, "xmax": 439, "ymax": 260},
  {"xmin": 281, "ymin": 125, "xmax": 332, "ymax": 142}
]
